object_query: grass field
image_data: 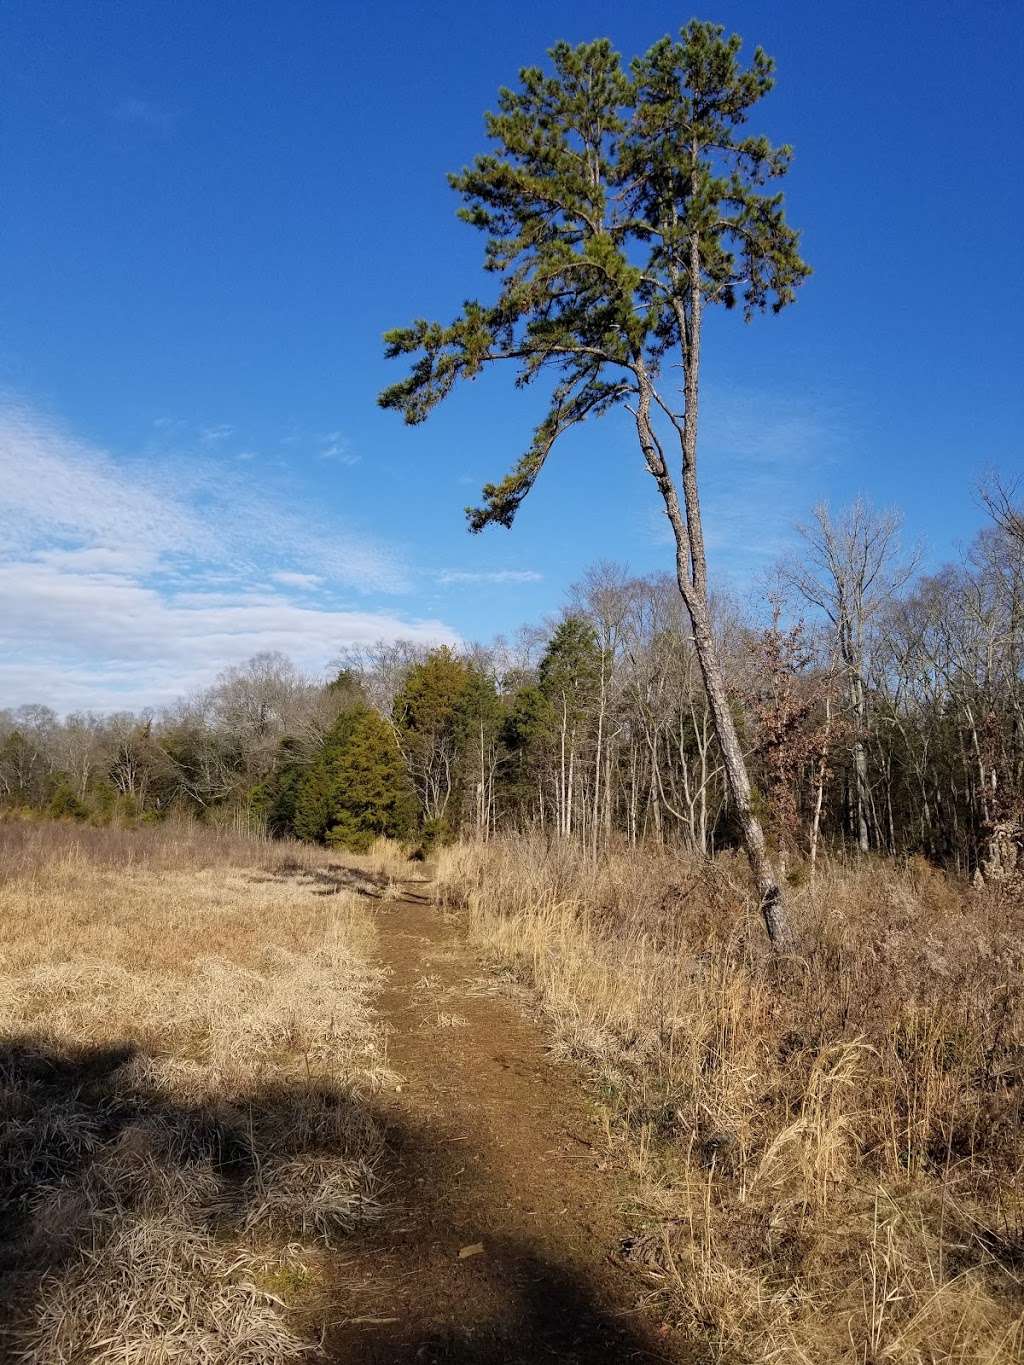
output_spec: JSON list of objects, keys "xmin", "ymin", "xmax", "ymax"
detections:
[
  {"xmin": 437, "ymin": 838, "xmax": 1024, "ymax": 1363},
  {"xmin": 5, "ymin": 816, "xmax": 1022, "ymax": 1362},
  {"xmin": 0, "ymin": 819, "xmax": 391, "ymax": 1363}
]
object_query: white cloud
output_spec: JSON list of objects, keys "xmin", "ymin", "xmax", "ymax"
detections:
[
  {"xmin": 36, "ymin": 546, "xmax": 161, "ymax": 575},
  {"xmin": 0, "ymin": 561, "xmax": 458, "ymax": 710},
  {"xmin": 272, "ymin": 571, "xmax": 323, "ymax": 590},
  {"xmin": 436, "ymin": 569, "xmax": 543, "ymax": 585},
  {"xmin": 0, "ymin": 401, "xmax": 406, "ymax": 591},
  {"xmin": 1, "ymin": 404, "xmax": 204, "ymax": 563},
  {"xmin": 0, "ymin": 401, "xmax": 459, "ymax": 710}
]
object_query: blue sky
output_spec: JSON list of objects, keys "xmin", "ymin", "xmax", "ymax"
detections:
[{"xmin": 1, "ymin": 0, "xmax": 1021, "ymax": 710}]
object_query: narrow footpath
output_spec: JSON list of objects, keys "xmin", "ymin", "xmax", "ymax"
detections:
[{"xmin": 324, "ymin": 885, "xmax": 689, "ymax": 1364}]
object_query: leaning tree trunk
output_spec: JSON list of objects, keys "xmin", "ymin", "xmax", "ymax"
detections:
[
  {"xmin": 687, "ymin": 601, "xmax": 797, "ymax": 951},
  {"xmin": 809, "ymin": 694, "xmax": 833, "ymax": 883},
  {"xmin": 850, "ymin": 669, "xmax": 871, "ymax": 853},
  {"xmin": 633, "ymin": 345, "xmax": 797, "ymax": 953}
]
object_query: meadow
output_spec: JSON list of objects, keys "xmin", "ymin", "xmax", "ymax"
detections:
[
  {"xmin": 3, "ymin": 814, "xmax": 1023, "ymax": 1362},
  {"xmin": 437, "ymin": 838, "xmax": 1024, "ymax": 1363},
  {"xmin": 0, "ymin": 819, "xmax": 393, "ymax": 1363}
]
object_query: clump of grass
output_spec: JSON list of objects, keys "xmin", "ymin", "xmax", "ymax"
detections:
[
  {"xmin": 23, "ymin": 1211, "xmax": 311, "ymax": 1365},
  {"xmin": 0, "ymin": 820, "xmax": 389, "ymax": 1362},
  {"xmin": 240, "ymin": 1153, "xmax": 383, "ymax": 1243},
  {"xmin": 437, "ymin": 837, "xmax": 1024, "ymax": 1362}
]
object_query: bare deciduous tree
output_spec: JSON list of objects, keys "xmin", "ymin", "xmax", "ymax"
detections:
[{"xmin": 782, "ymin": 499, "xmax": 915, "ymax": 853}]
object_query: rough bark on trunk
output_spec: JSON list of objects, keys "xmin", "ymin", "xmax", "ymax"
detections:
[
  {"xmin": 809, "ymin": 695, "xmax": 832, "ymax": 883},
  {"xmin": 689, "ymin": 602, "xmax": 797, "ymax": 951},
  {"xmin": 975, "ymin": 820, "xmax": 1022, "ymax": 886},
  {"xmin": 631, "ymin": 344, "xmax": 797, "ymax": 953},
  {"xmin": 850, "ymin": 671, "xmax": 870, "ymax": 853}
]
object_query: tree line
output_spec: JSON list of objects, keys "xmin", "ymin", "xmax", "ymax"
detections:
[{"xmin": 3, "ymin": 481, "xmax": 1020, "ymax": 880}]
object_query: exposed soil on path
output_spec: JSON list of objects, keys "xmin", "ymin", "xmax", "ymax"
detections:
[{"xmin": 325, "ymin": 885, "xmax": 689, "ymax": 1364}]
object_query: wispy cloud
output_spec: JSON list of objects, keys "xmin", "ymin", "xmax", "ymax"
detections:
[
  {"xmin": 199, "ymin": 423, "xmax": 234, "ymax": 444},
  {"xmin": 0, "ymin": 401, "xmax": 458, "ymax": 710},
  {"xmin": 113, "ymin": 97, "xmax": 180, "ymax": 134},
  {"xmin": 319, "ymin": 432, "xmax": 360, "ymax": 466},
  {"xmin": 272, "ymin": 570, "xmax": 323, "ymax": 590},
  {"xmin": 644, "ymin": 385, "xmax": 850, "ymax": 580},
  {"xmin": 1, "ymin": 406, "xmax": 202, "ymax": 568},
  {"xmin": 436, "ymin": 569, "xmax": 543, "ymax": 585},
  {"xmin": 0, "ymin": 401, "xmax": 407, "ymax": 591}
]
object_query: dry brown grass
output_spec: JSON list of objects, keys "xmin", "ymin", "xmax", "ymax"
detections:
[
  {"xmin": 436, "ymin": 838, "xmax": 1024, "ymax": 1363},
  {"xmin": 0, "ymin": 818, "xmax": 391, "ymax": 1363},
  {"xmin": 345, "ymin": 835, "xmax": 429, "ymax": 884}
]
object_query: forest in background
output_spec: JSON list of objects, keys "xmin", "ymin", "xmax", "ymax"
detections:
[{"xmin": 3, "ymin": 477, "xmax": 1021, "ymax": 884}]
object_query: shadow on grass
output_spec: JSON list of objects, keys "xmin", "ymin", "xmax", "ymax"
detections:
[
  {"xmin": 0, "ymin": 1037, "xmax": 668, "ymax": 1363},
  {"xmin": 251, "ymin": 860, "xmax": 434, "ymax": 903}
]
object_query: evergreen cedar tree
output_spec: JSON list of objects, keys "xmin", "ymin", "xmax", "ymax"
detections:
[
  {"xmin": 292, "ymin": 706, "xmax": 416, "ymax": 852},
  {"xmin": 251, "ymin": 667, "xmax": 419, "ymax": 851},
  {"xmin": 379, "ymin": 22, "xmax": 810, "ymax": 950}
]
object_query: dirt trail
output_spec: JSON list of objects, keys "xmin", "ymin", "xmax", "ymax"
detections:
[{"xmin": 325, "ymin": 887, "xmax": 687, "ymax": 1364}]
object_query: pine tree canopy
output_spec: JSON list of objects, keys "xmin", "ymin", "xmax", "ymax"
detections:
[
  {"xmin": 539, "ymin": 615, "xmax": 602, "ymax": 711},
  {"xmin": 393, "ymin": 648, "xmax": 473, "ymax": 741},
  {"xmin": 379, "ymin": 21, "xmax": 810, "ymax": 535}
]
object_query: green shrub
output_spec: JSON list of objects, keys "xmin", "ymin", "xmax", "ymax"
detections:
[
  {"xmin": 46, "ymin": 781, "xmax": 87, "ymax": 821},
  {"xmin": 295, "ymin": 706, "xmax": 416, "ymax": 848}
]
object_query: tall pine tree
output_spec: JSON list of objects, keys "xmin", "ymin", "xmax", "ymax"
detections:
[{"xmin": 380, "ymin": 23, "xmax": 809, "ymax": 948}]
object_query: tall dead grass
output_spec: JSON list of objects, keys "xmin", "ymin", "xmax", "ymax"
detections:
[
  {"xmin": 0, "ymin": 819, "xmax": 391, "ymax": 1363},
  {"xmin": 436, "ymin": 838, "xmax": 1024, "ymax": 1363}
]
